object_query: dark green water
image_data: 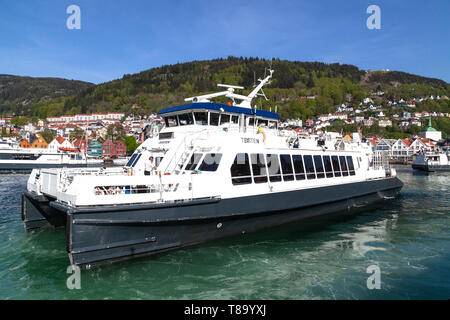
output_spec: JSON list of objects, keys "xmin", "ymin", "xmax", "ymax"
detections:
[{"xmin": 0, "ymin": 168, "xmax": 449, "ymax": 299}]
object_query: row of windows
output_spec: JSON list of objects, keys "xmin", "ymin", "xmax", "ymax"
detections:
[
  {"xmin": 230, "ymin": 153, "xmax": 356, "ymax": 185},
  {"xmin": 164, "ymin": 112, "xmax": 277, "ymax": 128}
]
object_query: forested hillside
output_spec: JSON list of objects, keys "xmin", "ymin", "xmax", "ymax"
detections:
[
  {"xmin": 0, "ymin": 75, "xmax": 94, "ymax": 116},
  {"xmin": 3, "ymin": 57, "xmax": 449, "ymax": 121}
]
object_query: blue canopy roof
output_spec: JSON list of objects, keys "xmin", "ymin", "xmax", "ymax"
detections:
[{"xmin": 157, "ymin": 102, "xmax": 280, "ymax": 120}]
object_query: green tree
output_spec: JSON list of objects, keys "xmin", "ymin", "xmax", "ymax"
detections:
[
  {"xmin": 123, "ymin": 135, "xmax": 140, "ymax": 154},
  {"xmin": 40, "ymin": 129, "xmax": 55, "ymax": 143},
  {"xmin": 106, "ymin": 123, "xmax": 126, "ymax": 141}
]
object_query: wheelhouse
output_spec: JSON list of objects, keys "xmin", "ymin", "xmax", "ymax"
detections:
[{"xmin": 158, "ymin": 102, "xmax": 280, "ymax": 130}]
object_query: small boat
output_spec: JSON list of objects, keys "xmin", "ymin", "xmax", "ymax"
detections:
[
  {"xmin": 21, "ymin": 69, "xmax": 403, "ymax": 269},
  {"xmin": 412, "ymin": 151, "xmax": 450, "ymax": 172},
  {"xmin": 0, "ymin": 145, "xmax": 105, "ymax": 173}
]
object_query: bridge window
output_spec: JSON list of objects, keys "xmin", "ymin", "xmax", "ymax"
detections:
[
  {"xmin": 248, "ymin": 117, "xmax": 256, "ymax": 126},
  {"xmin": 231, "ymin": 153, "xmax": 252, "ymax": 185},
  {"xmin": 323, "ymin": 155, "xmax": 334, "ymax": 178},
  {"xmin": 258, "ymin": 119, "xmax": 268, "ymax": 127},
  {"xmin": 266, "ymin": 154, "xmax": 282, "ymax": 182},
  {"xmin": 280, "ymin": 154, "xmax": 294, "ymax": 181},
  {"xmin": 292, "ymin": 155, "xmax": 305, "ymax": 180},
  {"xmin": 178, "ymin": 113, "xmax": 194, "ymax": 126},
  {"xmin": 339, "ymin": 156, "xmax": 349, "ymax": 176},
  {"xmin": 231, "ymin": 115, "xmax": 239, "ymax": 124},
  {"xmin": 269, "ymin": 121, "xmax": 277, "ymax": 129},
  {"xmin": 220, "ymin": 114, "xmax": 230, "ymax": 125},
  {"xmin": 210, "ymin": 112, "xmax": 220, "ymax": 126},
  {"xmin": 164, "ymin": 115, "xmax": 178, "ymax": 127},
  {"xmin": 331, "ymin": 155, "xmax": 341, "ymax": 177},
  {"xmin": 346, "ymin": 156, "xmax": 356, "ymax": 176},
  {"xmin": 198, "ymin": 153, "xmax": 222, "ymax": 172},
  {"xmin": 250, "ymin": 153, "xmax": 268, "ymax": 183},
  {"xmin": 194, "ymin": 112, "xmax": 208, "ymax": 125},
  {"xmin": 185, "ymin": 153, "xmax": 203, "ymax": 171},
  {"xmin": 304, "ymin": 155, "xmax": 316, "ymax": 180}
]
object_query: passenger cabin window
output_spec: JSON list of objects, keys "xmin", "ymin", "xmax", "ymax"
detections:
[
  {"xmin": 268, "ymin": 121, "xmax": 277, "ymax": 129},
  {"xmin": 178, "ymin": 113, "xmax": 194, "ymax": 126},
  {"xmin": 231, "ymin": 153, "xmax": 252, "ymax": 185},
  {"xmin": 198, "ymin": 153, "xmax": 222, "ymax": 172},
  {"xmin": 248, "ymin": 117, "xmax": 256, "ymax": 126},
  {"xmin": 280, "ymin": 154, "xmax": 294, "ymax": 181},
  {"xmin": 303, "ymin": 155, "xmax": 316, "ymax": 180},
  {"xmin": 210, "ymin": 112, "xmax": 220, "ymax": 126},
  {"xmin": 250, "ymin": 153, "xmax": 268, "ymax": 183},
  {"xmin": 126, "ymin": 153, "xmax": 139, "ymax": 167},
  {"xmin": 231, "ymin": 115, "xmax": 239, "ymax": 124},
  {"xmin": 164, "ymin": 115, "xmax": 178, "ymax": 127},
  {"xmin": 292, "ymin": 155, "xmax": 306, "ymax": 180},
  {"xmin": 266, "ymin": 154, "xmax": 282, "ymax": 182},
  {"xmin": 194, "ymin": 112, "xmax": 208, "ymax": 125},
  {"xmin": 313, "ymin": 155, "xmax": 325, "ymax": 179},
  {"xmin": 346, "ymin": 156, "xmax": 356, "ymax": 176},
  {"xmin": 220, "ymin": 114, "xmax": 230, "ymax": 125},
  {"xmin": 185, "ymin": 153, "xmax": 203, "ymax": 171},
  {"xmin": 339, "ymin": 156, "xmax": 349, "ymax": 177},
  {"xmin": 323, "ymin": 155, "xmax": 334, "ymax": 178},
  {"xmin": 331, "ymin": 155, "xmax": 341, "ymax": 177}
]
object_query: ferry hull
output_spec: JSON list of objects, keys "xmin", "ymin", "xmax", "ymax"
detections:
[{"xmin": 23, "ymin": 177, "xmax": 403, "ymax": 269}]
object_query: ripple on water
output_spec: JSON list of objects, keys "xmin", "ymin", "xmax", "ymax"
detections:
[{"xmin": 0, "ymin": 170, "xmax": 449, "ymax": 299}]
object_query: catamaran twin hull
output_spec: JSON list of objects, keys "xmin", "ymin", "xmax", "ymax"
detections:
[{"xmin": 22, "ymin": 177, "xmax": 403, "ymax": 269}]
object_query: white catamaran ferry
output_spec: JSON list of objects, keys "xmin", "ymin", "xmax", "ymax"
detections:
[
  {"xmin": 22, "ymin": 70, "xmax": 403, "ymax": 269},
  {"xmin": 0, "ymin": 143, "xmax": 105, "ymax": 173},
  {"xmin": 412, "ymin": 151, "xmax": 450, "ymax": 172}
]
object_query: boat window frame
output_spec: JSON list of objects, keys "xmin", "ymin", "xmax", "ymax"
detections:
[
  {"xmin": 198, "ymin": 153, "xmax": 222, "ymax": 172},
  {"xmin": 184, "ymin": 153, "xmax": 203, "ymax": 171},
  {"xmin": 280, "ymin": 154, "xmax": 295, "ymax": 181},
  {"xmin": 193, "ymin": 111, "xmax": 208, "ymax": 126},
  {"xmin": 303, "ymin": 155, "xmax": 316, "ymax": 180},
  {"xmin": 339, "ymin": 156, "xmax": 349, "ymax": 177},
  {"xmin": 313, "ymin": 155, "xmax": 325, "ymax": 179},
  {"xmin": 164, "ymin": 115, "xmax": 179, "ymax": 127},
  {"xmin": 220, "ymin": 113, "xmax": 231, "ymax": 125},
  {"xmin": 250, "ymin": 153, "xmax": 268, "ymax": 184},
  {"xmin": 331, "ymin": 155, "xmax": 342, "ymax": 177},
  {"xmin": 177, "ymin": 112, "xmax": 194, "ymax": 126},
  {"xmin": 323, "ymin": 155, "xmax": 334, "ymax": 178},
  {"xmin": 209, "ymin": 112, "xmax": 220, "ymax": 126},
  {"xmin": 292, "ymin": 154, "xmax": 306, "ymax": 180},
  {"xmin": 346, "ymin": 156, "xmax": 356, "ymax": 176},
  {"xmin": 231, "ymin": 153, "xmax": 252, "ymax": 185}
]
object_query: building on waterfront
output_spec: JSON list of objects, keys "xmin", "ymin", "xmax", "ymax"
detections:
[
  {"xmin": 48, "ymin": 136, "xmax": 73, "ymax": 152},
  {"xmin": 30, "ymin": 136, "xmax": 48, "ymax": 149},
  {"xmin": 88, "ymin": 139, "xmax": 103, "ymax": 158},
  {"xmin": 421, "ymin": 118, "xmax": 442, "ymax": 141}
]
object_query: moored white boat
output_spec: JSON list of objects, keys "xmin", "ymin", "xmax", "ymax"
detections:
[
  {"xmin": 22, "ymin": 69, "xmax": 403, "ymax": 269},
  {"xmin": 412, "ymin": 151, "xmax": 450, "ymax": 172}
]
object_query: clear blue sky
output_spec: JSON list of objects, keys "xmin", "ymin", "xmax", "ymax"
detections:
[{"xmin": 1, "ymin": 0, "xmax": 449, "ymax": 84}]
